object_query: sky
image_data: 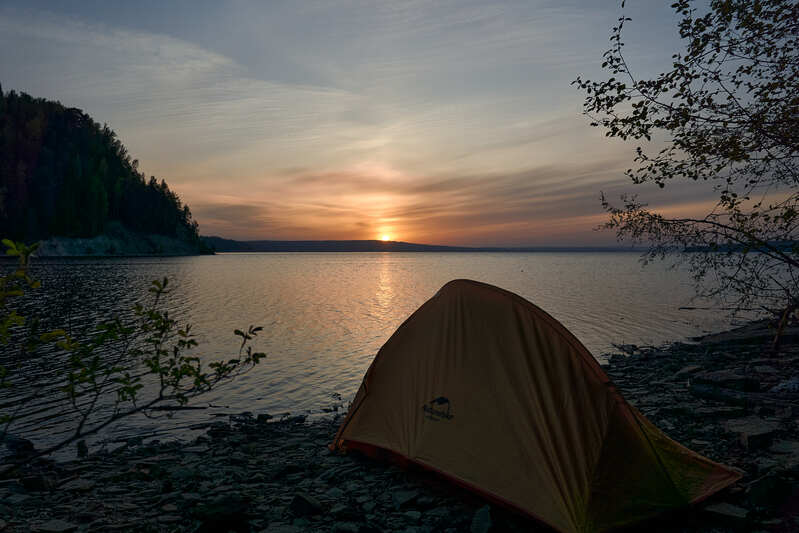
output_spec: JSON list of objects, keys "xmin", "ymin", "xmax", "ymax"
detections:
[{"xmin": 0, "ymin": 1, "xmax": 715, "ymax": 246}]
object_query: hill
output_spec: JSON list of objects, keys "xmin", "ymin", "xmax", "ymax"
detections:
[
  {"xmin": 0, "ymin": 85, "xmax": 203, "ymax": 252},
  {"xmin": 201, "ymin": 236, "xmax": 630, "ymax": 253},
  {"xmin": 202, "ymin": 237, "xmax": 474, "ymax": 252}
]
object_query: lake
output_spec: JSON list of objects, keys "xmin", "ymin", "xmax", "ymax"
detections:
[{"xmin": 2, "ymin": 252, "xmax": 736, "ymax": 452}]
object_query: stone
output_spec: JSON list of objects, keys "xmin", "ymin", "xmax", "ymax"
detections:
[
  {"xmin": 331, "ymin": 523, "xmax": 360, "ymax": 533},
  {"xmin": 289, "ymin": 492, "xmax": 323, "ymax": 516},
  {"xmin": 470, "ymin": 505, "xmax": 492, "ymax": 533},
  {"xmin": 194, "ymin": 492, "xmax": 251, "ymax": 532},
  {"xmin": 76, "ymin": 440, "xmax": 88, "ymax": 458},
  {"xmin": 747, "ymin": 473, "xmax": 791, "ymax": 510},
  {"xmin": 703, "ymin": 502, "xmax": 749, "ymax": 523},
  {"xmin": 260, "ymin": 525, "xmax": 299, "ymax": 533},
  {"xmin": 725, "ymin": 417, "xmax": 779, "ymax": 450},
  {"xmin": 183, "ymin": 445, "xmax": 210, "ymax": 454},
  {"xmin": 771, "ymin": 378, "xmax": 799, "ymax": 393},
  {"xmin": 392, "ymin": 489, "xmax": 419, "ymax": 509},
  {"xmin": 0, "ymin": 518, "xmax": 5, "ymax": 530},
  {"xmin": 404, "ymin": 510, "xmax": 422, "ymax": 522},
  {"xmin": 4, "ymin": 493, "xmax": 31, "ymax": 505},
  {"xmin": 770, "ymin": 440, "xmax": 799, "ymax": 455},
  {"xmin": 675, "ymin": 365, "xmax": 702, "ymax": 377},
  {"xmin": 161, "ymin": 503, "xmax": 178, "ymax": 512},
  {"xmin": 693, "ymin": 369, "xmax": 760, "ymax": 392},
  {"xmin": 2, "ymin": 434, "xmax": 34, "ymax": 455},
  {"xmin": 34, "ymin": 519, "xmax": 78, "ymax": 533},
  {"xmin": 325, "ymin": 487, "xmax": 345, "ymax": 499},
  {"xmin": 59, "ymin": 478, "xmax": 95, "ymax": 492}
]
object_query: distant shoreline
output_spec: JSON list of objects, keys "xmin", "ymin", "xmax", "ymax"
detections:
[{"xmin": 201, "ymin": 236, "xmax": 639, "ymax": 253}]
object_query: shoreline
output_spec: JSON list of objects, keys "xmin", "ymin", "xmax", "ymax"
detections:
[{"xmin": 2, "ymin": 324, "xmax": 798, "ymax": 532}]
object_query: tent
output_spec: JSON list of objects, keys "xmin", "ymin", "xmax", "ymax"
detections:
[{"xmin": 331, "ymin": 279, "xmax": 740, "ymax": 532}]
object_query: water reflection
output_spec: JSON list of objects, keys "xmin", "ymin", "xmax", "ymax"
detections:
[{"xmin": 1, "ymin": 252, "xmax": 734, "ymax": 451}]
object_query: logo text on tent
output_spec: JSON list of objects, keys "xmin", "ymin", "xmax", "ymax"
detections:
[{"xmin": 423, "ymin": 396, "xmax": 454, "ymax": 421}]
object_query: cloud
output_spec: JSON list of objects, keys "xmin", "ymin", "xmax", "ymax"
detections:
[{"xmin": 0, "ymin": 1, "xmax": 698, "ymax": 245}]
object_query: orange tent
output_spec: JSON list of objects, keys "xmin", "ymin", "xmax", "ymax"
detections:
[{"xmin": 332, "ymin": 280, "xmax": 740, "ymax": 532}]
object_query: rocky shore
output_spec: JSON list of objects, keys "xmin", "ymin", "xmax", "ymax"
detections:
[{"xmin": 2, "ymin": 322, "xmax": 798, "ymax": 532}]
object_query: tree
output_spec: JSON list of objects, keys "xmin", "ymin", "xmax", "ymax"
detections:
[
  {"xmin": 574, "ymin": 0, "xmax": 799, "ymax": 340},
  {"xmin": 0, "ymin": 239, "xmax": 265, "ymax": 466}
]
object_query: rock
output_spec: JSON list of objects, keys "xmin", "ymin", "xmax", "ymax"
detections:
[
  {"xmin": 194, "ymin": 492, "xmax": 251, "ymax": 533},
  {"xmin": 770, "ymin": 440, "xmax": 799, "ymax": 455},
  {"xmin": 34, "ymin": 519, "xmax": 78, "ymax": 533},
  {"xmin": 0, "ymin": 479, "xmax": 24, "ymax": 493},
  {"xmin": 0, "ymin": 518, "xmax": 5, "ymax": 530},
  {"xmin": 470, "ymin": 505, "xmax": 492, "ymax": 533},
  {"xmin": 693, "ymin": 369, "xmax": 760, "ymax": 392},
  {"xmin": 257, "ymin": 413, "xmax": 274, "ymax": 424},
  {"xmin": 392, "ymin": 489, "xmax": 419, "ymax": 509},
  {"xmin": 76, "ymin": 440, "xmax": 88, "ymax": 458},
  {"xmin": 675, "ymin": 365, "xmax": 702, "ymax": 377},
  {"xmin": 331, "ymin": 523, "xmax": 360, "ymax": 533},
  {"xmin": 260, "ymin": 525, "xmax": 299, "ymax": 533},
  {"xmin": 183, "ymin": 445, "xmax": 210, "ymax": 454},
  {"xmin": 404, "ymin": 510, "xmax": 421, "ymax": 522},
  {"xmin": 21, "ymin": 475, "xmax": 53, "ymax": 492},
  {"xmin": 325, "ymin": 487, "xmax": 345, "ymax": 499},
  {"xmin": 59, "ymin": 478, "xmax": 95, "ymax": 492},
  {"xmin": 746, "ymin": 473, "xmax": 790, "ymax": 510},
  {"xmin": 5, "ymin": 493, "xmax": 31, "ymax": 505},
  {"xmin": 289, "ymin": 492, "xmax": 323, "ymax": 516},
  {"xmin": 771, "ymin": 378, "xmax": 799, "ymax": 393},
  {"xmin": 2, "ymin": 434, "xmax": 34, "ymax": 455},
  {"xmin": 703, "ymin": 502, "xmax": 749, "ymax": 524},
  {"xmin": 694, "ymin": 406, "xmax": 747, "ymax": 419},
  {"xmin": 725, "ymin": 417, "xmax": 779, "ymax": 450}
]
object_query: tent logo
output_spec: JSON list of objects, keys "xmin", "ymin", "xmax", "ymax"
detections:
[{"xmin": 423, "ymin": 396, "xmax": 454, "ymax": 421}]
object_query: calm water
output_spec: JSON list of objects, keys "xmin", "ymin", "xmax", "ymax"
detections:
[{"xmin": 2, "ymin": 252, "xmax": 734, "ymax": 452}]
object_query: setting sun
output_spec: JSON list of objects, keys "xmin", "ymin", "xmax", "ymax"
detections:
[{"xmin": 381, "ymin": 234, "xmax": 391, "ymax": 241}]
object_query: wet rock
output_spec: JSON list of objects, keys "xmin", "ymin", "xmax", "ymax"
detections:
[
  {"xmin": 289, "ymin": 492, "xmax": 324, "ymax": 516},
  {"xmin": 470, "ymin": 505, "xmax": 492, "ymax": 533},
  {"xmin": 33, "ymin": 519, "xmax": 78, "ymax": 533},
  {"xmin": 0, "ymin": 518, "xmax": 6, "ymax": 530},
  {"xmin": 726, "ymin": 417, "xmax": 779, "ymax": 450},
  {"xmin": 404, "ymin": 510, "xmax": 421, "ymax": 522}
]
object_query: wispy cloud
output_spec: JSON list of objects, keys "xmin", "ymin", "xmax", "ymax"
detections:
[{"xmin": 1, "ymin": 1, "xmax": 692, "ymax": 245}]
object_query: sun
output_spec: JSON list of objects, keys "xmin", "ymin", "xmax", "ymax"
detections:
[{"xmin": 381, "ymin": 234, "xmax": 391, "ymax": 242}]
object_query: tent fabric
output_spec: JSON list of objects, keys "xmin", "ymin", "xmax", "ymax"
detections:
[{"xmin": 331, "ymin": 279, "xmax": 740, "ymax": 533}]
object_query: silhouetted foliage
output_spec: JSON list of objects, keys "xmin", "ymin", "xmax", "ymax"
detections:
[
  {"xmin": 0, "ymin": 86, "xmax": 199, "ymax": 243},
  {"xmin": 0, "ymin": 239, "xmax": 264, "ymax": 465},
  {"xmin": 574, "ymin": 1, "xmax": 799, "ymax": 328}
]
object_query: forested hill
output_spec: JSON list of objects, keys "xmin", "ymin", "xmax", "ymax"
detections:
[{"xmin": 0, "ymin": 86, "xmax": 199, "ymax": 245}]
